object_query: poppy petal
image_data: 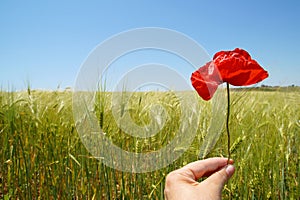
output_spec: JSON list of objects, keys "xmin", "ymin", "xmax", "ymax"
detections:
[
  {"xmin": 213, "ymin": 48, "xmax": 269, "ymax": 86},
  {"xmin": 191, "ymin": 61, "xmax": 222, "ymax": 100}
]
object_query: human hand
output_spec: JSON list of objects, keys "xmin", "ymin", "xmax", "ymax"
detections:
[{"xmin": 164, "ymin": 157, "xmax": 235, "ymax": 200}]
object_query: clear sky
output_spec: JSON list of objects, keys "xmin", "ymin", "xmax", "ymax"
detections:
[{"xmin": 1, "ymin": 0, "xmax": 299, "ymax": 91}]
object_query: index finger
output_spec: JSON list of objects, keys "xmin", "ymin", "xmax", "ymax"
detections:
[{"xmin": 181, "ymin": 157, "xmax": 234, "ymax": 180}]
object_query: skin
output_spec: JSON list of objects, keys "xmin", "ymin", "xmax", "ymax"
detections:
[{"xmin": 164, "ymin": 157, "xmax": 235, "ymax": 200}]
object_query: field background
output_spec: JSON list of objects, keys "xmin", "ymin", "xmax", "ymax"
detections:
[{"xmin": 0, "ymin": 87, "xmax": 299, "ymax": 199}]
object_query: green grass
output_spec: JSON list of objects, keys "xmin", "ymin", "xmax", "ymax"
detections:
[{"xmin": 0, "ymin": 88, "xmax": 299, "ymax": 199}]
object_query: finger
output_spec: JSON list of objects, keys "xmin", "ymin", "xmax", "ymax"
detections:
[
  {"xmin": 181, "ymin": 157, "xmax": 234, "ymax": 180},
  {"xmin": 201, "ymin": 159, "xmax": 234, "ymax": 177},
  {"xmin": 203, "ymin": 164, "xmax": 235, "ymax": 189}
]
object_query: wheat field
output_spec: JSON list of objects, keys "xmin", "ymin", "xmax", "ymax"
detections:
[{"xmin": 0, "ymin": 87, "xmax": 299, "ymax": 199}]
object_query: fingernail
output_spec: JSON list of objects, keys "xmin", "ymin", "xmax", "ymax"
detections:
[{"xmin": 226, "ymin": 165, "xmax": 235, "ymax": 176}]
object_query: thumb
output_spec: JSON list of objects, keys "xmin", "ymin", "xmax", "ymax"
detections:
[{"xmin": 201, "ymin": 165, "xmax": 235, "ymax": 193}]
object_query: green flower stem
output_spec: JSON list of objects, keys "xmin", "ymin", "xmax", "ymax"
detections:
[{"xmin": 226, "ymin": 82, "xmax": 231, "ymax": 164}]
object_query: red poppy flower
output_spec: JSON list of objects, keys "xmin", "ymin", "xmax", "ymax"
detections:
[{"xmin": 191, "ymin": 48, "xmax": 269, "ymax": 100}]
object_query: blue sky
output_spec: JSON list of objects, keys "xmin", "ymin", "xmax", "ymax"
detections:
[{"xmin": 0, "ymin": 0, "xmax": 299, "ymax": 90}]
